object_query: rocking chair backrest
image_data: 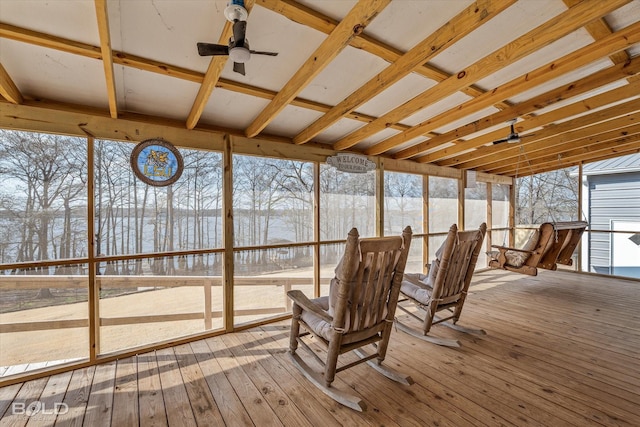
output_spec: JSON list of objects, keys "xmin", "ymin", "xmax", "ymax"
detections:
[
  {"xmin": 332, "ymin": 226, "xmax": 412, "ymax": 334},
  {"xmin": 431, "ymin": 223, "xmax": 487, "ymax": 305}
]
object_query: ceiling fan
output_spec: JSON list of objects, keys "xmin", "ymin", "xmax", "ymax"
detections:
[
  {"xmin": 492, "ymin": 119, "xmax": 521, "ymax": 144},
  {"xmin": 197, "ymin": 0, "xmax": 278, "ymax": 76}
]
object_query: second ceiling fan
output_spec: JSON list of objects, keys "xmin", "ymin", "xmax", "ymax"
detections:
[{"xmin": 492, "ymin": 119, "xmax": 522, "ymax": 144}]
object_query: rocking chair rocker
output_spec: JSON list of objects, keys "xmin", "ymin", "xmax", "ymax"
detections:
[{"xmin": 287, "ymin": 226, "xmax": 413, "ymax": 411}]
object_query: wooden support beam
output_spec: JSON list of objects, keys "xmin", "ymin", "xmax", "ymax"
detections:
[
  {"xmin": 0, "ymin": 99, "xmax": 226, "ymax": 150},
  {"xmin": 0, "ymin": 22, "xmax": 421, "ymax": 133},
  {"xmin": 245, "ymin": 0, "xmax": 391, "ymax": 138},
  {"xmin": 447, "ymin": 96, "xmax": 640, "ymax": 171},
  {"xmin": 0, "ymin": 22, "xmax": 408, "ymax": 133},
  {"xmin": 94, "ymin": 0, "xmax": 118, "ymax": 119},
  {"xmin": 414, "ymin": 56, "xmax": 640, "ymax": 164},
  {"xmin": 87, "ymin": 136, "xmax": 98, "ymax": 359},
  {"xmin": 291, "ymin": 0, "xmax": 515, "ymax": 145},
  {"xmin": 0, "ymin": 62, "xmax": 23, "ymax": 104},
  {"xmin": 563, "ymin": 0, "xmax": 630, "ymax": 66},
  {"xmin": 506, "ymin": 139, "xmax": 640, "ymax": 177},
  {"xmin": 332, "ymin": 0, "xmax": 631, "ymax": 152},
  {"xmin": 422, "ymin": 175, "xmax": 429, "ymax": 273},
  {"xmin": 223, "ymin": 134, "xmax": 234, "ymax": 332},
  {"xmin": 387, "ymin": 20, "xmax": 640, "ymax": 159},
  {"xmin": 486, "ymin": 121, "xmax": 640, "ymax": 175},
  {"xmin": 258, "ymin": 0, "xmax": 511, "ymax": 110}
]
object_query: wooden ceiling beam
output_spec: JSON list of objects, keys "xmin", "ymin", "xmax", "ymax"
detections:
[
  {"xmin": 0, "ymin": 22, "xmax": 415, "ymax": 132},
  {"xmin": 291, "ymin": 0, "xmax": 515, "ymax": 145},
  {"xmin": 245, "ymin": 0, "xmax": 391, "ymax": 138},
  {"xmin": 186, "ymin": 0, "xmax": 256, "ymax": 130},
  {"xmin": 332, "ymin": 0, "xmax": 631, "ymax": 152},
  {"xmin": 497, "ymin": 138, "xmax": 640, "ymax": 177},
  {"xmin": 451, "ymin": 97, "xmax": 640, "ymax": 170},
  {"xmin": 258, "ymin": 0, "xmax": 511, "ymax": 110},
  {"xmin": 0, "ymin": 23, "xmax": 103, "ymax": 58},
  {"xmin": 433, "ymin": 79, "xmax": 640, "ymax": 167},
  {"xmin": 483, "ymin": 118, "xmax": 640, "ymax": 174},
  {"xmin": 417, "ymin": 56, "xmax": 640, "ymax": 164},
  {"xmin": 94, "ymin": 0, "xmax": 118, "ymax": 119},
  {"xmin": 563, "ymin": 0, "xmax": 630, "ymax": 66},
  {"xmin": 371, "ymin": 6, "xmax": 640, "ymax": 158},
  {"xmin": 0, "ymin": 99, "xmax": 227, "ymax": 149},
  {"xmin": 480, "ymin": 123, "xmax": 640, "ymax": 175},
  {"xmin": 0, "ymin": 62, "xmax": 23, "ymax": 104}
]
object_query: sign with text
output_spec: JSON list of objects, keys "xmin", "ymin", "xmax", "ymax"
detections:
[{"xmin": 326, "ymin": 153, "xmax": 376, "ymax": 174}]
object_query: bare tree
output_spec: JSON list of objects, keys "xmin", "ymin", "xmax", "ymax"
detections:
[
  {"xmin": 516, "ymin": 169, "xmax": 578, "ymax": 225},
  {"xmin": 384, "ymin": 172, "xmax": 422, "ymax": 234},
  {"xmin": 0, "ymin": 131, "xmax": 86, "ymax": 296}
]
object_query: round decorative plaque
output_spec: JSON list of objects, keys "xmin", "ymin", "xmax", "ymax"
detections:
[{"xmin": 130, "ymin": 138, "xmax": 183, "ymax": 186}]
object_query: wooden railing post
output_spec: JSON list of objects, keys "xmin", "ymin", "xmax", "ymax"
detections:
[
  {"xmin": 284, "ymin": 280, "xmax": 292, "ymax": 312},
  {"xmin": 204, "ymin": 277, "xmax": 212, "ymax": 330}
]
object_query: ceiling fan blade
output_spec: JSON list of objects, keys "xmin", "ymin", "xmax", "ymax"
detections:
[
  {"xmin": 249, "ymin": 50, "xmax": 279, "ymax": 56},
  {"xmin": 493, "ymin": 138, "xmax": 509, "ymax": 145},
  {"xmin": 233, "ymin": 62, "xmax": 246, "ymax": 76},
  {"xmin": 197, "ymin": 43, "xmax": 229, "ymax": 56},
  {"xmin": 232, "ymin": 20, "xmax": 247, "ymax": 45}
]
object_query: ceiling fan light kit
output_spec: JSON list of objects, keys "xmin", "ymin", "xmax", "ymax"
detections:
[{"xmin": 229, "ymin": 45, "xmax": 251, "ymax": 63}]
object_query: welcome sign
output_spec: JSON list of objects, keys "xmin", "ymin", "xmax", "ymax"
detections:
[{"xmin": 326, "ymin": 153, "xmax": 376, "ymax": 174}]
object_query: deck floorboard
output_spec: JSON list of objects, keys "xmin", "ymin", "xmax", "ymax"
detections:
[{"xmin": 0, "ymin": 270, "xmax": 639, "ymax": 426}]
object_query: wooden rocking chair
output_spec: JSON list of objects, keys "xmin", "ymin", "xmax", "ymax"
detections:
[
  {"xmin": 488, "ymin": 221, "xmax": 588, "ymax": 276},
  {"xmin": 287, "ymin": 226, "xmax": 413, "ymax": 411},
  {"xmin": 396, "ymin": 223, "xmax": 487, "ymax": 347}
]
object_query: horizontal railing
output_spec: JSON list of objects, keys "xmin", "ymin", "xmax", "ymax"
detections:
[{"xmin": 0, "ymin": 275, "xmax": 329, "ymax": 333}]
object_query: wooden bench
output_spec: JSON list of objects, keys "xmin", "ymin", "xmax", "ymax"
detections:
[{"xmin": 489, "ymin": 221, "xmax": 588, "ymax": 276}]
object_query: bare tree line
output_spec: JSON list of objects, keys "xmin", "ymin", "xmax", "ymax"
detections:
[{"xmin": 0, "ymin": 130, "xmax": 578, "ymax": 280}]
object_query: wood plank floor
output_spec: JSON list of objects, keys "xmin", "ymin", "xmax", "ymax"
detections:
[{"xmin": 1, "ymin": 269, "xmax": 639, "ymax": 426}]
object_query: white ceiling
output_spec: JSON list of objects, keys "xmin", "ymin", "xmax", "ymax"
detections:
[{"xmin": 1, "ymin": 0, "xmax": 640, "ymax": 176}]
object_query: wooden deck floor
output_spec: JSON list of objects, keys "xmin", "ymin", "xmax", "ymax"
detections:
[{"xmin": 1, "ymin": 269, "xmax": 639, "ymax": 426}]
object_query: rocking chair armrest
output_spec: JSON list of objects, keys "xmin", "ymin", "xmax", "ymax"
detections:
[
  {"xmin": 287, "ymin": 290, "xmax": 333, "ymax": 324},
  {"xmin": 491, "ymin": 245, "xmax": 534, "ymax": 255}
]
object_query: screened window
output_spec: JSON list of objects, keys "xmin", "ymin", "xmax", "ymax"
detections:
[
  {"xmin": 95, "ymin": 140, "xmax": 223, "ymax": 256},
  {"xmin": 0, "ymin": 130, "xmax": 89, "ymax": 372},
  {"xmin": 384, "ymin": 171, "xmax": 423, "ymax": 235},
  {"xmin": 428, "ymin": 176, "xmax": 458, "ymax": 233},
  {"xmin": 0, "ymin": 131, "xmax": 88, "ymax": 263},
  {"xmin": 233, "ymin": 155, "xmax": 313, "ymax": 247},
  {"xmin": 320, "ymin": 165, "xmax": 376, "ymax": 240},
  {"xmin": 232, "ymin": 155, "xmax": 314, "ymax": 325}
]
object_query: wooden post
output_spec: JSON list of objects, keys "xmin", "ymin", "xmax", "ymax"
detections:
[
  {"xmin": 458, "ymin": 175, "xmax": 465, "ymax": 230},
  {"xmin": 486, "ymin": 183, "xmax": 493, "ymax": 268},
  {"xmin": 509, "ymin": 178, "xmax": 516, "ymax": 247},
  {"xmin": 87, "ymin": 136, "xmax": 100, "ymax": 359},
  {"xmin": 223, "ymin": 134, "xmax": 234, "ymax": 332},
  {"xmin": 376, "ymin": 158, "xmax": 384, "ymax": 237},
  {"xmin": 313, "ymin": 162, "xmax": 321, "ymax": 298},
  {"xmin": 284, "ymin": 280, "xmax": 292, "ymax": 312},
  {"xmin": 204, "ymin": 278, "xmax": 212, "ymax": 330},
  {"xmin": 577, "ymin": 162, "xmax": 584, "ymax": 272},
  {"xmin": 422, "ymin": 175, "xmax": 429, "ymax": 273}
]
